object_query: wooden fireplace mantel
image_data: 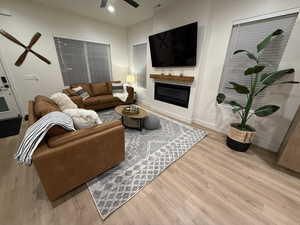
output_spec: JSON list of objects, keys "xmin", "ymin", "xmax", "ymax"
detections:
[{"xmin": 150, "ymin": 74, "xmax": 194, "ymax": 83}]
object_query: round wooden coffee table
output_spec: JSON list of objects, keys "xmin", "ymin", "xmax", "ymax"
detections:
[{"xmin": 115, "ymin": 105, "xmax": 148, "ymax": 130}]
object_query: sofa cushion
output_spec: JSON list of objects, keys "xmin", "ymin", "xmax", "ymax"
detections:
[
  {"xmin": 34, "ymin": 96, "xmax": 60, "ymax": 118},
  {"xmin": 63, "ymin": 88, "xmax": 78, "ymax": 97},
  {"xmin": 83, "ymin": 96, "xmax": 101, "ymax": 107},
  {"xmin": 71, "ymin": 83, "xmax": 93, "ymax": 96},
  {"xmin": 47, "ymin": 126, "xmax": 68, "ymax": 137},
  {"xmin": 35, "ymin": 95, "xmax": 57, "ymax": 107},
  {"xmin": 91, "ymin": 82, "xmax": 109, "ymax": 96},
  {"xmin": 106, "ymin": 82, "xmax": 113, "ymax": 94},
  {"xmin": 83, "ymin": 95, "xmax": 117, "ymax": 107},
  {"xmin": 98, "ymin": 95, "xmax": 119, "ymax": 103},
  {"xmin": 34, "ymin": 95, "xmax": 68, "ymax": 137},
  {"xmin": 50, "ymin": 93, "xmax": 78, "ymax": 111}
]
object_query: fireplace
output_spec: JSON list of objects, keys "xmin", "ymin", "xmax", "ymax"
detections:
[{"xmin": 154, "ymin": 82, "xmax": 191, "ymax": 108}]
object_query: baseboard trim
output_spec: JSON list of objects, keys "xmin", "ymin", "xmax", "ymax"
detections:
[
  {"xmin": 138, "ymin": 100, "xmax": 193, "ymax": 124},
  {"xmin": 192, "ymin": 118, "xmax": 223, "ymax": 132}
]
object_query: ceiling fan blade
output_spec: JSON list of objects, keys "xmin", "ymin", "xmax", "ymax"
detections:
[
  {"xmin": 100, "ymin": 0, "xmax": 108, "ymax": 8},
  {"xmin": 30, "ymin": 50, "xmax": 51, "ymax": 65},
  {"xmin": 28, "ymin": 32, "xmax": 41, "ymax": 48},
  {"xmin": 15, "ymin": 50, "xmax": 29, "ymax": 66},
  {"xmin": 123, "ymin": 0, "xmax": 139, "ymax": 8},
  {"xmin": 0, "ymin": 29, "xmax": 27, "ymax": 49}
]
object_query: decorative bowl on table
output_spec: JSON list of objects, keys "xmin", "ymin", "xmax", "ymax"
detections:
[{"xmin": 122, "ymin": 105, "xmax": 139, "ymax": 115}]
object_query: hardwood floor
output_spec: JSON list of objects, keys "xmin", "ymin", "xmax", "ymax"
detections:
[{"xmin": 1, "ymin": 119, "xmax": 300, "ymax": 225}]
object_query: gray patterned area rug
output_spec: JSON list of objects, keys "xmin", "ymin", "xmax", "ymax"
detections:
[{"xmin": 87, "ymin": 108, "xmax": 207, "ymax": 219}]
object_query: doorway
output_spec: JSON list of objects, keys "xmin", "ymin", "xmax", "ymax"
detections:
[{"xmin": 0, "ymin": 59, "xmax": 22, "ymax": 137}]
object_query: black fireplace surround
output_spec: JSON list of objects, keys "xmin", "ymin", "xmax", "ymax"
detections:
[{"xmin": 154, "ymin": 82, "xmax": 191, "ymax": 108}]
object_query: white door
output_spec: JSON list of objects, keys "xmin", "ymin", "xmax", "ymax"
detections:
[{"xmin": 0, "ymin": 60, "xmax": 20, "ymax": 120}]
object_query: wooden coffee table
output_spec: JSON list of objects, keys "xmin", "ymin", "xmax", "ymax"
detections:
[{"xmin": 115, "ymin": 105, "xmax": 148, "ymax": 130}]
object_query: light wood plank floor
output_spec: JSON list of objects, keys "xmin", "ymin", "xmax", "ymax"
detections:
[{"xmin": 1, "ymin": 118, "xmax": 300, "ymax": 225}]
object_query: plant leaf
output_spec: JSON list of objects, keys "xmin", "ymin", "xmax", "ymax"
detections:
[
  {"xmin": 255, "ymin": 105, "xmax": 280, "ymax": 117},
  {"xmin": 233, "ymin": 50, "xmax": 258, "ymax": 63},
  {"xmin": 232, "ymin": 107, "xmax": 242, "ymax": 113},
  {"xmin": 257, "ymin": 29, "xmax": 283, "ymax": 53},
  {"xmin": 260, "ymin": 73, "xmax": 270, "ymax": 81},
  {"xmin": 229, "ymin": 82, "xmax": 249, "ymax": 94},
  {"xmin": 216, "ymin": 93, "xmax": 226, "ymax": 104},
  {"xmin": 244, "ymin": 67, "xmax": 255, "ymax": 75},
  {"xmin": 244, "ymin": 65, "xmax": 265, "ymax": 75},
  {"xmin": 224, "ymin": 100, "xmax": 243, "ymax": 108},
  {"xmin": 254, "ymin": 65, "xmax": 265, "ymax": 73},
  {"xmin": 262, "ymin": 69, "xmax": 295, "ymax": 85}
]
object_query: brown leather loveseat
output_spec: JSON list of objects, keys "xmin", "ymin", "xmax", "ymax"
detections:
[
  {"xmin": 29, "ymin": 95, "xmax": 125, "ymax": 201},
  {"xmin": 63, "ymin": 81, "xmax": 134, "ymax": 110}
]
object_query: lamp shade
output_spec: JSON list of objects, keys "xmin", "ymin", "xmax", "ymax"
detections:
[{"xmin": 126, "ymin": 74, "xmax": 135, "ymax": 83}]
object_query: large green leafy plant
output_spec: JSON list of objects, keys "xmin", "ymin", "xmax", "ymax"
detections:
[{"xmin": 217, "ymin": 29, "xmax": 298, "ymax": 131}]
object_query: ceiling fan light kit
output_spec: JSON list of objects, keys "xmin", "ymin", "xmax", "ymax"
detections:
[
  {"xmin": 0, "ymin": 29, "xmax": 51, "ymax": 67},
  {"xmin": 100, "ymin": 0, "xmax": 139, "ymax": 9}
]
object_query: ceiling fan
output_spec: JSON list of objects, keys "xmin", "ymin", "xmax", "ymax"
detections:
[
  {"xmin": 0, "ymin": 29, "xmax": 51, "ymax": 66},
  {"xmin": 100, "ymin": 0, "xmax": 139, "ymax": 8}
]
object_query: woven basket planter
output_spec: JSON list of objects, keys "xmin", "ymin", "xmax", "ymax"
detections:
[{"xmin": 226, "ymin": 123, "xmax": 256, "ymax": 152}]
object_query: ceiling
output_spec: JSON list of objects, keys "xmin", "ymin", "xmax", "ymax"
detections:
[{"xmin": 30, "ymin": 0, "xmax": 172, "ymax": 27}]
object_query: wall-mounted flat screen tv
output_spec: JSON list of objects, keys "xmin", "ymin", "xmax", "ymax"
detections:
[{"xmin": 149, "ymin": 22, "xmax": 197, "ymax": 67}]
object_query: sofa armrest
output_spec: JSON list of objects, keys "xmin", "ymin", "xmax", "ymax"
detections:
[
  {"xmin": 70, "ymin": 95, "xmax": 84, "ymax": 108},
  {"xmin": 32, "ymin": 120, "xmax": 125, "ymax": 200},
  {"xmin": 63, "ymin": 88, "xmax": 77, "ymax": 96},
  {"xmin": 47, "ymin": 120, "xmax": 122, "ymax": 147},
  {"xmin": 125, "ymin": 86, "xmax": 134, "ymax": 104}
]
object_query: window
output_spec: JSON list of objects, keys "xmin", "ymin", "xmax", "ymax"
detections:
[
  {"xmin": 54, "ymin": 37, "xmax": 112, "ymax": 86},
  {"xmin": 133, "ymin": 43, "xmax": 147, "ymax": 88},
  {"xmin": 218, "ymin": 13, "xmax": 298, "ymax": 108}
]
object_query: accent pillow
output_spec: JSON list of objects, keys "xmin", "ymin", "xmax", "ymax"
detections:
[
  {"xmin": 72, "ymin": 86, "xmax": 90, "ymax": 100},
  {"xmin": 70, "ymin": 83, "xmax": 93, "ymax": 96},
  {"xmin": 63, "ymin": 108, "xmax": 102, "ymax": 129},
  {"xmin": 112, "ymin": 83, "xmax": 124, "ymax": 93},
  {"xmin": 50, "ymin": 93, "xmax": 78, "ymax": 111}
]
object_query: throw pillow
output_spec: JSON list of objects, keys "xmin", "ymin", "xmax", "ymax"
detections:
[
  {"xmin": 50, "ymin": 93, "xmax": 78, "ymax": 111},
  {"xmin": 72, "ymin": 86, "xmax": 90, "ymax": 100},
  {"xmin": 70, "ymin": 83, "xmax": 93, "ymax": 96},
  {"xmin": 63, "ymin": 108, "xmax": 102, "ymax": 129},
  {"xmin": 112, "ymin": 83, "xmax": 124, "ymax": 93}
]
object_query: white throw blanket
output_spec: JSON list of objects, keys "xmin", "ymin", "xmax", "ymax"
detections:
[
  {"xmin": 15, "ymin": 111, "xmax": 75, "ymax": 165},
  {"xmin": 112, "ymin": 84, "xmax": 128, "ymax": 102},
  {"xmin": 113, "ymin": 92, "xmax": 128, "ymax": 102}
]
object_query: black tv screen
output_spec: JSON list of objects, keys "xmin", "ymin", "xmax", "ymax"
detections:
[{"xmin": 149, "ymin": 22, "xmax": 197, "ymax": 67}]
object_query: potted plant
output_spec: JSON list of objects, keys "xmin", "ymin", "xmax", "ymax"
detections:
[{"xmin": 217, "ymin": 29, "xmax": 298, "ymax": 152}]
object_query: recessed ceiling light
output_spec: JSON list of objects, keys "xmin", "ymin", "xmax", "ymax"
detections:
[{"xmin": 107, "ymin": 5, "xmax": 115, "ymax": 13}]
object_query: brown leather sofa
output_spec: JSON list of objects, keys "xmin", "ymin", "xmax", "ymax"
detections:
[
  {"xmin": 63, "ymin": 81, "xmax": 134, "ymax": 110},
  {"xmin": 29, "ymin": 95, "xmax": 125, "ymax": 201}
]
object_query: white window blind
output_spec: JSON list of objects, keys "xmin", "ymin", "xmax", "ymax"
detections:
[
  {"xmin": 54, "ymin": 37, "xmax": 112, "ymax": 86},
  {"xmin": 219, "ymin": 13, "xmax": 298, "ymax": 109},
  {"xmin": 133, "ymin": 43, "xmax": 147, "ymax": 88}
]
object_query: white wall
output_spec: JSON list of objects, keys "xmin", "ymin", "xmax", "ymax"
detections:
[
  {"xmin": 127, "ymin": 0, "xmax": 300, "ymax": 152},
  {"xmin": 194, "ymin": 0, "xmax": 300, "ymax": 152},
  {"xmin": 128, "ymin": 0, "xmax": 211, "ymax": 123},
  {"xmin": 0, "ymin": 0, "xmax": 128, "ymax": 115}
]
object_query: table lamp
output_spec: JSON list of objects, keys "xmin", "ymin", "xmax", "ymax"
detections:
[{"xmin": 126, "ymin": 74, "xmax": 135, "ymax": 86}]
